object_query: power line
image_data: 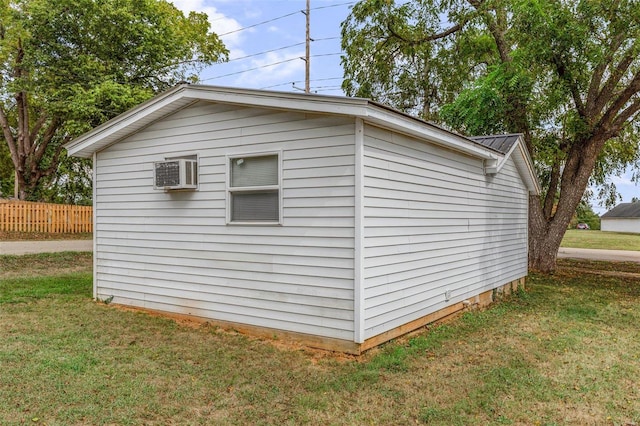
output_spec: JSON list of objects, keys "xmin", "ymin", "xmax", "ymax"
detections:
[
  {"xmin": 311, "ymin": 53, "xmax": 342, "ymax": 58},
  {"xmin": 228, "ymin": 37, "xmax": 340, "ymax": 63},
  {"xmin": 260, "ymin": 77, "xmax": 344, "ymax": 90},
  {"xmin": 202, "ymin": 57, "xmax": 300, "ymax": 82},
  {"xmin": 219, "ymin": 11, "xmax": 300, "ymax": 37},
  {"xmin": 204, "ymin": 54, "xmax": 342, "ymax": 82},
  {"xmin": 218, "ymin": 3, "xmax": 356, "ymax": 38},
  {"xmin": 228, "ymin": 42, "xmax": 305, "ymax": 62},
  {"xmin": 312, "ymin": 1, "xmax": 356, "ymax": 11}
]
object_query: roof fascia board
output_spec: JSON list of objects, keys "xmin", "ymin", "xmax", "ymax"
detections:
[
  {"xmin": 513, "ymin": 140, "xmax": 541, "ymax": 195},
  {"xmin": 493, "ymin": 135, "xmax": 522, "ymax": 174},
  {"xmin": 363, "ymin": 106, "xmax": 499, "ymax": 161}
]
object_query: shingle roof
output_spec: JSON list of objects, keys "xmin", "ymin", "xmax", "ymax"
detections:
[
  {"xmin": 601, "ymin": 202, "xmax": 640, "ymax": 218},
  {"xmin": 470, "ymin": 134, "xmax": 522, "ymax": 154}
]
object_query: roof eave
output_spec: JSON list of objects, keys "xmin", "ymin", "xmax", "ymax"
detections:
[
  {"xmin": 65, "ymin": 84, "xmax": 501, "ymax": 162},
  {"xmin": 513, "ymin": 138, "xmax": 541, "ymax": 195}
]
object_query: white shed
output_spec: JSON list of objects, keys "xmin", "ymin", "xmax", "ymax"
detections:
[
  {"xmin": 65, "ymin": 85, "xmax": 540, "ymax": 354},
  {"xmin": 601, "ymin": 203, "xmax": 640, "ymax": 233}
]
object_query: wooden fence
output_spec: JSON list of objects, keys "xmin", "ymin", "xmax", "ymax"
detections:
[{"xmin": 0, "ymin": 200, "xmax": 92, "ymax": 233}]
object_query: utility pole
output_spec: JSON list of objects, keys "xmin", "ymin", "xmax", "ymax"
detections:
[{"xmin": 304, "ymin": 0, "xmax": 310, "ymax": 93}]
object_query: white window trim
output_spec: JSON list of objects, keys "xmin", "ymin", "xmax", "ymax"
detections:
[{"xmin": 226, "ymin": 150, "xmax": 282, "ymax": 225}]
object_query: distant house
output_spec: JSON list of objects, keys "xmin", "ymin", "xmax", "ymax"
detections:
[
  {"xmin": 65, "ymin": 84, "xmax": 540, "ymax": 354},
  {"xmin": 601, "ymin": 203, "xmax": 640, "ymax": 233}
]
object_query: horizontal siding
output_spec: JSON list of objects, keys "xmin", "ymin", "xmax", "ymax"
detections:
[
  {"xmin": 362, "ymin": 125, "xmax": 529, "ymax": 339},
  {"xmin": 601, "ymin": 218, "xmax": 640, "ymax": 233},
  {"xmin": 95, "ymin": 101, "xmax": 356, "ymax": 341}
]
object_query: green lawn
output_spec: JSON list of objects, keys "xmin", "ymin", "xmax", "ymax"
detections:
[
  {"xmin": 561, "ymin": 229, "xmax": 640, "ymax": 251},
  {"xmin": 1, "ymin": 253, "xmax": 639, "ymax": 425}
]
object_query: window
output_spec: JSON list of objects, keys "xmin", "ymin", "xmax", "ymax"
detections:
[{"xmin": 227, "ymin": 153, "xmax": 280, "ymax": 223}]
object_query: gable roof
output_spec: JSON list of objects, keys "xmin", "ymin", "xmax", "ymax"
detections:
[
  {"xmin": 471, "ymin": 134, "xmax": 521, "ymax": 154},
  {"xmin": 471, "ymin": 133, "xmax": 539, "ymax": 194},
  {"xmin": 64, "ymin": 84, "xmax": 540, "ymax": 194},
  {"xmin": 601, "ymin": 203, "xmax": 640, "ymax": 218}
]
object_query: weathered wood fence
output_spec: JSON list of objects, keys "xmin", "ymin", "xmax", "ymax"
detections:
[{"xmin": 0, "ymin": 200, "xmax": 92, "ymax": 233}]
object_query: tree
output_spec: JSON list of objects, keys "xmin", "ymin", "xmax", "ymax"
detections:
[
  {"xmin": 341, "ymin": 0, "xmax": 640, "ymax": 272},
  {"xmin": 0, "ymin": 0, "xmax": 228, "ymax": 201},
  {"xmin": 574, "ymin": 198, "xmax": 601, "ymax": 230}
]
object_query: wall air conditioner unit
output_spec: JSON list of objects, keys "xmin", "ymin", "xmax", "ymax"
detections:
[{"xmin": 154, "ymin": 159, "xmax": 198, "ymax": 190}]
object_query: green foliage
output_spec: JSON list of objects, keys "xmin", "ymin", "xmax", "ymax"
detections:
[
  {"xmin": 0, "ymin": 0, "xmax": 228, "ymax": 201},
  {"xmin": 574, "ymin": 200, "xmax": 601, "ymax": 230},
  {"xmin": 0, "ymin": 141, "xmax": 13, "ymax": 197},
  {"xmin": 342, "ymin": 0, "xmax": 640, "ymax": 269}
]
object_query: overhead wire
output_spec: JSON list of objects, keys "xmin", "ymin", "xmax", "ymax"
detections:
[
  {"xmin": 206, "ymin": 2, "xmax": 355, "ymax": 90},
  {"xmin": 226, "ymin": 37, "xmax": 339, "ymax": 64},
  {"xmin": 261, "ymin": 77, "xmax": 344, "ymax": 90},
  {"xmin": 218, "ymin": 3, "xmax": 355, "ymax": 37},
  {"xmin": 203, "ymin": 54, "xmax": 342, "ymax": 82}
]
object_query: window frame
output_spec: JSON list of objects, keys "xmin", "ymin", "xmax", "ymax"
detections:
[{"xmin": 226, "ymin": 150, "xmax": 282, "ymax": 225}]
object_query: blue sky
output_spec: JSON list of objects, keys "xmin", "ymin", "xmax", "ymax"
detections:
[
  {"xmin": 172, "ymin": 0, "xmax": 639, "ymax": 213},
  {"xmin": 172, "ymin": 0, "xmax": 353, "ymax": 95}
]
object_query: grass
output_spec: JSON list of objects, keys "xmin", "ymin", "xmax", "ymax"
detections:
[
  {"xmin": 1, "ymin": 254, "xmax": 639, "ymax": 425},
  {"xmin": 562, "ymin": 229, "xmax": 640, "ymax": 251}
]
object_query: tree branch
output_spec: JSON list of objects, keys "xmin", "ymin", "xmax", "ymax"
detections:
[
  {"xmin": 386, "ymin": 21, "xmax": 462, "ymax": 46},
  {"xmin": 593, "ymin": 43, "xmax": 638, "ymax": 115},
  {"xmin": 15, "ymin": 91, "xmax": 27, "ymax": 166},
  {"xmin": 29, "ymin": 112, "xmax": 49, "ymax": 144},
  {"xmin": 552, "ymin": 55, "xmax": 587, "ymax": 118},
  {"xmin": 543, "ymin": 156, "xmax": 562, "ymax": 220},
  {"xmin": 468, "ymin": 0, "xmax": 511, "ymax": 63},
  {"xmin": 597, "ymin": 70, "xmax": 640, "ymax": 131},
  {"xmin": 32, "ymin": 138, "xmax": 69, "ymax": 182},
  {"xmin": 32, "ymin": 117, "xmax": 62, "ymax": 165},
  {"xmin": 586, "ymin": 33, "xmax": 626, "ymax": 116},
  {"xmin": 0, "ymin": 105, "xmax": 18, "ymax": 167},
  {"xmin": 612, "ymin": 97, "xmax": 640, "ymax": 130}
]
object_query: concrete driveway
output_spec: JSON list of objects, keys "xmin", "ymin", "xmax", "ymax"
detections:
[
  {"xmin": 557, "ymin": 247, "xmax": 640, "ymax": 263},
  {"xmin": 0, "ymin": 240, "xmax": 92, "ymax": 256}
]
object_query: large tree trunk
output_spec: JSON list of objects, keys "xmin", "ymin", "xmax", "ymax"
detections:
[
  {"xmin": 528, "ymin": 137, "xmax": 605, "ymax": 273},
  {"xmin": 528, "ymin": 195, "xmax": 571, "ymax": 273}
]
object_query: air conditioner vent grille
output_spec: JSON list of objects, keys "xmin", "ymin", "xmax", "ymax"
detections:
[{"xmin": 154, "ymin": 159, "xmax": 198, "ymax": 190}]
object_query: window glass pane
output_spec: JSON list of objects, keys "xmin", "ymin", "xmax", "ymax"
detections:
[
  {"xmin": 231, "ymin": 191, "xmax": 279, "ymax": 222},
  {"xmin": 231, "ymin": 155, "xmax": 278, "ymax": 187}
]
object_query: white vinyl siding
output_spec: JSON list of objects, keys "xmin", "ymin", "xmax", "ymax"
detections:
[
  {"xmin": 361, "ymin": 125, "xmax": 529, "ymax": 339},
  {"xmin": 601, "ymin": 218, "xmax": 640, "ymax": 233},
  {"xmin": 94, "ymin": 102, "xmax": 356, "ymax": 341}
]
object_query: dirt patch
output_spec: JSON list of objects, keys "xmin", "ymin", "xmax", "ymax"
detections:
[
  {"xmin": 0, "ymin": 230, "xmax": 92, "ymax": 241},
  {"xmin": 107, "ymin": 302, "xmax": 359, "ymax": 363}
]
